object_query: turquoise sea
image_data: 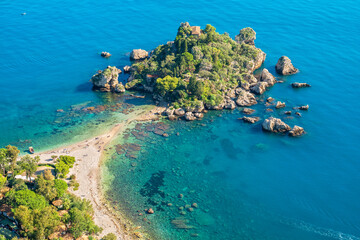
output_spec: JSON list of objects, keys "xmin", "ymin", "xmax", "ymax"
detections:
[{"xmin": 1, "ymin": 0, "xmax": 360, "ymax": 239}]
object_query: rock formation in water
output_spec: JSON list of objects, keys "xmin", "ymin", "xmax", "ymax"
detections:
[
  {"xmin": 292, "ymin": 82, "xmax": 311, "ymax": 88},
  {"xmin": 262, "ymin": 117, "xmax": 291, "ymax": 133},
  {"xmin": 275, "ymin": 56, "xmax": 299, "ymax": 75},
  {"xmin": 130, "ymin": 49, "xmax": 148, "ymax": 60},
  {"xmin": 90, "ymin": 66, "xmax": 124, "ymax": 92},
  {"xmin": 289, "ymin": 125, "xmax": 305, "ymax": 136}
]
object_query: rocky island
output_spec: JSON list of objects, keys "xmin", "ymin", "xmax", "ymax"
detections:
[{"xmin": 90, "ymin": 23, "xmax": 307, "ymax": 136}]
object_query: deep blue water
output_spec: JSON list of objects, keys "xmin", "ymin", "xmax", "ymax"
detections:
[{"xmin": 1, "ymin": 0, "xmax": 360, "ymax": 239}]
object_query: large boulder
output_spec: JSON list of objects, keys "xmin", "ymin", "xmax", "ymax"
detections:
[
  {"xmin": 114, "ymin": 83, "xmax": 125, "ymax": 93},
  {"xmin": 275, "ymin": 101, "xmax": 286, "ymax": 109},
  {"xmin": 236, "ymin": 27, "xmax": 256, "ymax": 45},
  {"xmin": 185, "ymin": 112, "xmax": 196, "ymax": 121},
  {"xmin": 260, "ymin": 69, "xmax": 276, "ymax": 87},
  {"xmin": 262, "ymin": 117, "xmax": 291, "ymax": 133},
  {"xmin": 289, "ymin": 125, "xmax": 305, "ymax": 136},
  {"xmin": 224, "ymin": 99, "xmax": 236, "ymax": 110},
  {"xmin": 123, "ymin": 65, "xmax": 131, "ymax": 73},
  {"xmin": 275, "ymin": 56, "xmax": 299, "ymax": 75},
  {"xmin": 174, "ymin": 108, "xmax": 185, "ymax": 116},
  {"xmin": 90, "ymin": 66, "xmax": 121, "ymax": 92},
  {"xmin": 250, "ymin": 82, "xmax": 268, "ymax": 95},
  {"xmin": 164, "ymin": 108, "xmax": 175, "ymax": 116},
  {"xmin": 130, "ymin": 49, "xmax": 149, "ymax": 60},
  {"xmin": 236, "ymin": 89, "xmax": 257, "ymax": 106}
]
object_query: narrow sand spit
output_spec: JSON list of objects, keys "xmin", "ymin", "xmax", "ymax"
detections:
[{"xmin": 35, "ymin": 106, "xmax": 165, "ymax": 239}]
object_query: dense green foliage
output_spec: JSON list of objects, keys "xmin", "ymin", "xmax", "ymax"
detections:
[
  {"xmin": 0, "ymin": 149, "xmax": 105, "ymax": 239},
  {"xmin": 127, "ymin": 23, "xmax": 263, "ymax": 109}
]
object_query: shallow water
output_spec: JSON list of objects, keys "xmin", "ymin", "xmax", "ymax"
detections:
[{"xmin": 1, "ymin": 0, "xmax": 360, "ymax": 239}]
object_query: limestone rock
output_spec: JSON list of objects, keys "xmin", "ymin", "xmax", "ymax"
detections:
[
  {"xmin": 236, "ymin": 27, "xmax": 256, "ymax": 45},
  {"xmin": 242, "ymin": 73, "xmax": 258, "ymax": 84},
  {"xmin": 275, "ymin": 56, "xmax": 299, "ymax": 75},
  {"xmin": 250, "ymin": 82, "xmax": 268, "ymax": 95},
  {"xmin": 260, "ymin": 68, "xmax": 276, "ymax": 87},
  {"xmin": 114, "ymin": 82, "xmax": 125, "ymax": 93},
  {"xmin": 224, "ymin": 99, "xmax": 236, "ymax": 110},
  {"xmin": 174, "ymin": 108, "xmax": 185, "ymax": 116},
  {"xmin": 165, "ymin": 108, "xmax": 175, "ymax": 116},
  {"xmin": 242, "ymin": 108, "xmax": 255, "ymax": 114},
  {"xmin": 240, "ymin": 116, "xmax": 260, "ymax": 124},
  {"xmin": 123, "ymin": 65, "xmax": 131, "ymax": 73},
  {"xmin": 289, "ymin": 125, "xmax": 305, "ymax": 136},
  {"xmin": 90, "ymin": 66, "xmax": 121, "ymax": 92},
  {"xmin": 262, "ymin": 117, "xmax": 291, "ymax": 133},
  {"xmin": 185, "ymin": 112, "xmax": 196, "ymax": 121},
  {"xmin": 130, "ymin": 49, "xmax": 149, "ymax": 60},
  {"xmin": 235, "ymin": 89, "xmax": 257, "ymax": 106},
  {"xmin": 168, "ymin": 115, "xmax": 177, "ymax": 121},
  {"xmin": 292, "ymin": 82, "xmax": 311, "ymax": 88},
  {"xmin": 101, "ymin": 51, "xmax": 111, "ymax": 58},
  {"xmin": 275, "ymin": 101, "xmax": 286, "ymax": 109},
  {"xmin": 253, "ymin": 50, "xmax": 266, "ymax": 71},
  {"xmin": 194, "ymin": 112, "xmax": 204, "ymax": 118}
]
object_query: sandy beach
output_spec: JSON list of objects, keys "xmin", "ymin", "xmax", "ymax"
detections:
[{"xmin": 34, "ymin": 106, "xmax": 165, "ymax": 239}]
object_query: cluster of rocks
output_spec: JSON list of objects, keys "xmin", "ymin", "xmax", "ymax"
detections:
[
  {"xmin": 90, "ymin": 66, "xmax": 125, "ymax": 93},
  {"xmin": 262, "ymin": 117, "xmax": 304, "ymax": 136}
]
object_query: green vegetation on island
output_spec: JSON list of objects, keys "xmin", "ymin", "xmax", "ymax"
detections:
[{"xmin": 0, "ymin": 145, "xmax": 112, "ymax": 240}]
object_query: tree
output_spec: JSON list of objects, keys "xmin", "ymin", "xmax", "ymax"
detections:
[
  {"xmin": 12, "ymin": 189, "xmax": 47, "ymax": 210},
  {"xmin": 13, "ymin": 205, "xmax": 34, "ymax": 235},
  {"xmin": 0, "ymin": 148, "xmax": 7, "ymax": 175},
  {"xmin": 43, "ymin": 169, "xmax": 54, "ymax": 180},
  {"xmin": 35, "ymin": 175, "xmax": 57, "ymax": 201},
  {"xmin": 18, "ymin": 155, "xmax": 39, "ymax": 182},
  {"xmin": 6, "ymin": 145, "xmax": 20, "ymax": 173},
  {"xmin": 102, "ymin": 233, "xmax": 117, "ymax": 240},
  {"xmin": 54, "ymin": 179, "xmax": 68, "ymax": 198},
  {"xmin": 156, "ymin": 76, "xmax": 179, "ymax": 96},
  {"xmin": 0, "ymin": 174, "xmax": 6, "ymax": 189},
  {"xmin": 69, "ymin": 208, "xmax": 102, "ymax": 238},
  {"xmin": 55, "ymin": 161, "xmax": 69, "ymax": 178},
  {"xmin": 57, "ymin": 155, "xmax": 75, "ymax": 168},
  {"xmin": 187, "ymin": 76, "xmax": 197, "ymax": 94}
]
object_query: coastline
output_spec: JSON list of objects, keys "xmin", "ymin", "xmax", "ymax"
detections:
[{"xmin": 34, "ymin": 105, "xmax": 165, "ymax": 239}]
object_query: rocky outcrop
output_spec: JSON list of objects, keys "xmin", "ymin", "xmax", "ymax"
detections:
[
  {"xmin": 289, "ymin": 125, "xmax": 305, "ymax": 136},
  {"xmin": 130, "ymin": 49, "xmax": 148, "ymax": 60},
  {"xmin": 101, "ymin": 52, "xmax": 111, "ymax": 58},
  {"xmin": 236, "ymin": 89, "xmax": 257, "ymax": 106},
  {"xmin": 164, "ymin": 108, "xmax": 175, "ymax": 116},
  {"xmin": 275, "ymin": 56, "xmax": 299, "ymax": 75},
  {"xmin": 236, "ymin": 27, "xmax": 256, "ymax": 45},
  {"xmin": 123, "ymin": 65, "xmax": 131, "ymax": 73},
  {"xmin": 114, "ymin": 83, "xmax": 125, "ymax": 93},
  {"xmin": 260, "ymin": 69, "xmax": 276, "ymax": 87},
  {"xmin": 224, "ymin": 99, "xmax": 236, "ymax": 110},
  {"xmin": 250, "ymin": 82, "xmax": 268, "ymax": 95},
  {"xmin": 262, "ymin": 117, "xmax": 291, "ymax": 133},
  {"xmin": 252, "ymin": 51, "xmax": 266, "ymax": 71},
  {"xmin": 174, "ymin": 108, "xmax": 185, "ymax": 116},
  {"xmin": 295, "ymin": 105, "xmax": 309, "ymax": 110},
  {"xmin": 275, "ymin": 101, "xmax": 286, "ymax": 109},
  {"xmin": 292, "ymin": 82, "xmax": 311, "ymax": 88},
  {"xmin": 90, "ymin": 66, "xmax": 122, "ymax": 92},
  {"xmin": 240, "ymin": 116, "xmax": 260, "ymax": 123},
  {"xmin": 185, "ymin": 112, "xmax": 196, "ymax": 121}
]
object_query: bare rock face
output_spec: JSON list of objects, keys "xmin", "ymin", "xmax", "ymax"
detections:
[
  {"xmin": 262, "ymin": 117, "xmax": 291, "ymax": 133},
  {"xmin": 275, "ymin": 56, "xmax": 299, "ymax": 75},
  {"xmin": 123, "ymin": 65, "xmax": 131, "ymax": 73},
  {"xmin": 224, "ymin": 99, "xmax": 236, "ymax": 110},
  {"xmin": 240, "ymin": 116, "xmax": 260, "ymax": 124},
  {"xmin": 185, "ymin": 112, "xmax": 196, "ymax": 121},
  {"xmin": 292, "ymin": 82, "xmax": 311, "ymax": 88},
  {"xmin": 236, "ymin": 27, "xmax": 256, "ymax": 45},
  {"xmin": 275, "ymin": 101, "xmax": 286, "ymax": 109},
  {"xmin": 236, "ymin": 89, "xmax": 257, "ymax": 106},
  {"xmin": 250, "ymin": 82, "xmax": 268, "ymax": 95},
  {"xmin": 252, "ymin": 51, "xmax": 266, "ymax": 71},
  {"xmin": 174, "ymin": 108, "xmax": 185, "ymax": 116},
  {"xmin": 101, "ymin": 51, "xmax": 111, "ymax": 58},
  {"xmin": 289, "ymin": 125, "xmax": 305, "ymax": 136},
  {"xmin": 260, "ymin": 69, "xmax": 276, "ymax": 87},
  {"xmin": 90, "ymin": 66, "xmax": 121, "ymax": 92},
  {"xmin": 130, "ymin": 49, "xmax": 149, "ymax": 60}
]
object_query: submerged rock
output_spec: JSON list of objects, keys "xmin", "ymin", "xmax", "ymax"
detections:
[
  {"xmin": 242, "ymin": 108, "xmax": 255, "ymax": 114},
  {"xmin": 289, "ymin": 125, "xmax": 305, "ymax": 136},
  {"xmin": 240, "ymin": 116, "xmax": 260, "ymax": 124},
  {"xmin": 292, "ymin": 82, "xmax": 311, "ymax": 88},
  {"xmin": 130, "ymin": 49, "xmax": 148, "ymax": 60},
  {"xmin": 262, "ymin": 117, "xmax": 291, "ymax": 133},
  {"xmin": 275, "ymin": 56, "xmax": 299, "ymax": 75}
]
